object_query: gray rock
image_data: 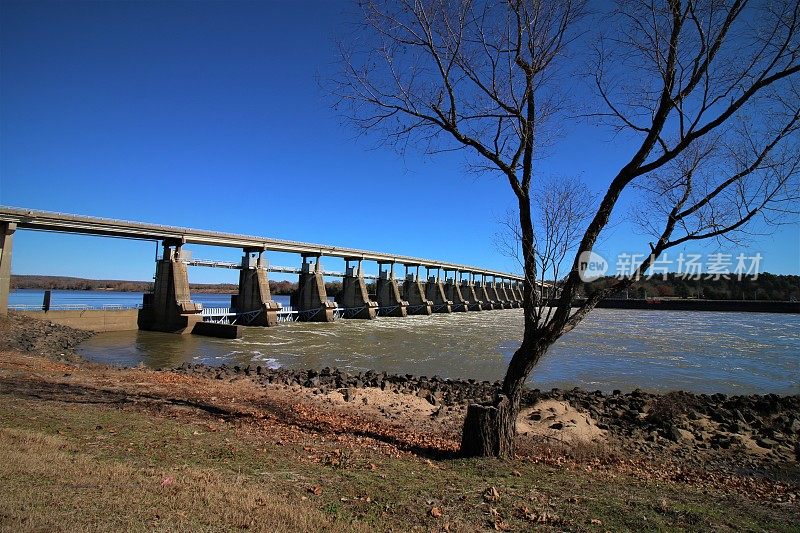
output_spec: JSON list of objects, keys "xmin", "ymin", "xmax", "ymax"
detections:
[
  {"xmin": 667, "ymin": 424, "xmax": 683, "ymax": 442},
  {"xmin": 756, "ymin": 437, "xmax": 778, "ymax": 449}
]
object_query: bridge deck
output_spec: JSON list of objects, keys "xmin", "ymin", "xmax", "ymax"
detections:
[{"xmin": 0, "ymin": 206, "xmax": 522, "ymax": 280}]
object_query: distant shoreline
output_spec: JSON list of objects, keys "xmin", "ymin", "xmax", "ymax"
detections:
[
  {"xmin": 10, "ymin": 273, "xmax": 800, "ymax": 311},
  {"xmin": 10, "ymin": 274, "xmax": 296, "ymax": 295},
  {"xmin": 575, "ymin": 298, "xmax": 799, "ymax": 314},
  {"xmin": 12, "ymin": 286, "xmax": 238, "ymax": 295}
]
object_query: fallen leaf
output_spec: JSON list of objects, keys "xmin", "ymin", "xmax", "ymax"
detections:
[
  {"xmin": 484, "ymin": 486, "xmax": 501, "ymax": 502},
  {"xmin": 307, "ymin": 485, "xmax": 322, "ymax": 496},
  {"xmin": 160, "ymin": 476, "xmax": 174, "ymax": 487},
  {"xmin": 494, "ymin": 519, "xmax": 512, "ymax": 531},
  {"xmin": 430, "ymin": 506, "xmax": 443, "ymax": 518},
  {"xmin": 590, "ymin": 518, "xmax": 603, "ymax": 525}
]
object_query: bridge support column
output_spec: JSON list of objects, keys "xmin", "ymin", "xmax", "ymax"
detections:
[
  {"xmin": 475, "ymin": 275, "xmax": 496, "ymax": 310},
  {"xmin": 236, "ymin": 250, "xmax": 281, "ymax": 326},
  {"xmin": 510, "ymin": 281, "xmax": 523, "ymax": 307},
  {"xmin": 376, "ymin": 262, "xmax": 408, "ymax": 317},
  {"xmin": 292, "ymin": 255, "xmax": 336, "ymax": 322},
  {"xmin": 138, "ymin": 241, "xmax": 203, "ymax": 334},
  {"xmin": 460, "ymin": 274, "xmax": 483, "ymax": 311},
  {"xmin": 515, "ymin": 282, "xmax": 526, "ymax": 305},
  {"xmin": 0, "ymin": 222, "xmax": 15, "ymax": 317},
  {"xmin": 488, "ymin": 278, "xmax": 509, "ymax": 309},
  {"xmin": 506, "ymin": 283, "xmax": 518, "ymax": 307},
  {"xmin": 443, "ymin": 270, "xmax": 468, "ymax": 312},
  {"xmin": 497, "ymin": 279, "xmax": 514, "ymax": 308},
  {"xmin": 402, "ymin": 265, "xmax": 432, "ymax": 315},
  {"xmin": 444, "ymin": 280, "xmax": 469, "ymax": 312},
  {"xmin": 336, "ymin": 259, "xmax": 378, "ymax": 319},
  {"xmin": 425, "ymin": 268, "xmax": 452, "ymax": 313}
]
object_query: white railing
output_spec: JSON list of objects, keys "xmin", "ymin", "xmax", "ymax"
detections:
[{"xmin": 201, "ymin": 307, "xmax": 237, "ymax": 317}]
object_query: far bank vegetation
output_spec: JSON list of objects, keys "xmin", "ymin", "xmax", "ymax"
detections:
[{"xmin": 11, "ymin": 273, "xmax": 799, "ymax": 301}]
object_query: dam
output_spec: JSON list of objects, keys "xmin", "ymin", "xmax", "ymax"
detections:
[{"xmin": 0, "ymin": 206, "xmax": 527, "ymax": 334}]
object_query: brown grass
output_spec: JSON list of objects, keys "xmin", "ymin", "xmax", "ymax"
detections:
[
  {"xmin": 0, "ymin": 349, "xmax": 797, "ymax": 532},
  {"xmin": 0, "ymin": 427, "xmax": 354, "ymax": 533}
]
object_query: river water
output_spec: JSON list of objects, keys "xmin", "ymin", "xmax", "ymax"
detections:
[{"xmin": 9, "ymin": 289, "xmax": 800, "ymax": 395}]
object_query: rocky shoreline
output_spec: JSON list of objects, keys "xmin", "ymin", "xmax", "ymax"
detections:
[
  {"xmin": 172, "ymin": 363, "xmax": 800, "ymax": 465},
  {"xmin": 0, "ymin": 313, "xmax": 93, "ymax": 359}
]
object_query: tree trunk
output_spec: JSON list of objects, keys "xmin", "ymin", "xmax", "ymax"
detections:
[
  {"xmin": 460, "ymin": 338, "xmax": 549, "ymax": 458},
  {"xmin": 460, "ymin": 394, "xmax": 516, "ymax": 458}
]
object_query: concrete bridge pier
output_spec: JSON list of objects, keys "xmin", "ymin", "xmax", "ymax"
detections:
[
  {"xmin": 444, "ymin": 270, "xmax": 469, "ymax": 312},
  {"xmin": 511, "ymin": 281, "xmax": 524, "ymax": 306},
  {"xmin": 492, "ymin": 277, "xmax": 511, "ymax": 309},
  {"xmin": 504, "ymin": 281, "xmax": 519, "ymax": 307},
  {"xmin": 425, "ymin": 268, "xmax": 452, "ymax": 313},
  {"xmin": 235, "ymin": 250, "xmax": 281, "ymax": 326},
  {"xmin": 0, "ymin": 222, "xmax": 15, "ymax": 317},
  {"xmin": 375, "ymin": 262, "xmax": 408, "ymax": 317},
  {"xmin": 475, "ymin": 275, "xmax": 496, "ymax": 310},
  {"xmin": 402, "ymin": 264, "xmax": 432, "ymax": 315},
  {"xmin": 138, "ymin": 240, "xmax": 203, "ymax": 334},
  {"xmin": 498, "ymin": 278, "xmax": 516, "ymax": 308},
  {"xmin": 336, "ymin": 258, "xmax": 378, "ymax": 319},
  {"xmin": 460, "ymin": 273, "xmax": 483, "ymax": 311},
  {"xmin": 292, "ymin": 255, "xmax": 336, "ymax": 322},
  {"xmin": 509, "ymin": 280, "xmax": 521, "ymax": 307}
]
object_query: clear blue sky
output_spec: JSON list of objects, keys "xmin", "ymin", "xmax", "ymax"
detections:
[{"xmin": 1, "ymin": 0, "xmax": 798, "ymax": 284}]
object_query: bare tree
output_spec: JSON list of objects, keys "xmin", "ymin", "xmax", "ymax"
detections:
[
  {"xmin": 494, "ymin": 176, "xmax": 596, "ymax": 319},
  {"xmin": 333, "ymin": 0, "xmax": 800, "ymax": 458}
]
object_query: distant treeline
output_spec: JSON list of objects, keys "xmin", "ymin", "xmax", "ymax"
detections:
[
  {"xmin": 12, "ymin": 273, "xmax": 798, "ymax": 301},
  {"xmin": 584, "ymin": 273, "xmax": 799, "ymax": 301},
  {"xmin": 9, "ymin": 274, "xmax": 349, "ymax": 296}
]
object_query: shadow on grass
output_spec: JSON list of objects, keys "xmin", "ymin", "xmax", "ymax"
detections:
[{"xmin": 0, "ymin": 376, "xmax": 461, "ymax": 460}]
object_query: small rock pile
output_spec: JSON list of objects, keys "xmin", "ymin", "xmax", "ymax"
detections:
[
  {"xmin": 0, "ymin": 313, "xmax": 93, "ymax": 357},
  {"xmin": 528, "ymin": 387, "xmax": 800, "ymax": 463}
]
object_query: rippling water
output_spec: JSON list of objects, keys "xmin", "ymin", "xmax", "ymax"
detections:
[{"xmin": 57, "ymin": 290, "xmax": 798, "ymax": 395}]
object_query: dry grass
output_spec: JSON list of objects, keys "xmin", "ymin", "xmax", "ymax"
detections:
[
  {"xmin": 0, "ymin": 427, "xmax": 353, "ymax": 533},
  {"xmin": 0, "ymin": 349, "xmax": 797, "ymax": 532}
]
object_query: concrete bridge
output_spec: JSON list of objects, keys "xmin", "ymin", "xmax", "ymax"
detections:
[{"xmin": 0, "ymin": 206, "xmax": 526, "ymax": 334}]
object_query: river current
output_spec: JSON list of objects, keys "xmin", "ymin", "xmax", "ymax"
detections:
[{"xmin": 10, "ymin": 289, "xmax": 800, "ymax": 395}]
